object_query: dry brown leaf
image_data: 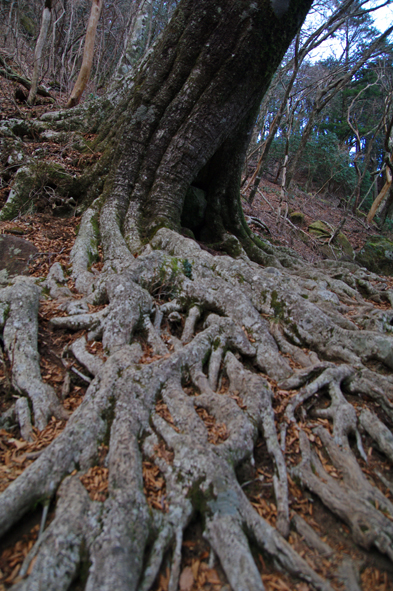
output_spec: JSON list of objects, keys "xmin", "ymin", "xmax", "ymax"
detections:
[{"xmin": 9, "ymin": 439, "xmax": 28, "ymax": 451}]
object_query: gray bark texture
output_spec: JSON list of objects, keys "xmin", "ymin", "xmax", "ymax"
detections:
[{"xmin": 2, "ymin": 1, "xmax": 393, "ymax": 590}]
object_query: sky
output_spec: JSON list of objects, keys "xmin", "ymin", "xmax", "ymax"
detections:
[
  {"xmin": 372, "ymin": 1, "xmax": 393, "ymax": 30},
  {"xmin": 307, "ymin": 0, "xmax": 393, "ymax": 61}
]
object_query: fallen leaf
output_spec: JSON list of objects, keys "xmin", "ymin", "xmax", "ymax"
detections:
[
  {"xmin": 205, "ymin": 568, "xmax": 221, "ymax": 584},
  {"xmin": 9, "ymin": 440, "xmax": 28, "ymax": 451}
]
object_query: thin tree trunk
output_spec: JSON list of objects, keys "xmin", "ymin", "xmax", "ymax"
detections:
[
  {"xmin": 118, "ymin": 0, "xmax": 151, "ymax": 76},
  {"xmin": 28, "ymin": 0, "xmax": 52, "ymax": 106},
  {"xmin": 378, "ymin": 183, "xmax": 393, "ymax": 226},
  {"xmin": 367, "ymin": 168, "xmax": 392, "ymax": 224},
  {"xmin": 286, "ymin": 25, "xmax": 393, "ymax": 189},
  {"xmin": 276, "ymin": 104, "xmax": 293, "ymax": 227},
  {"xmin": 246, "ymin": 34, "xmax": 301, "ymax": 204},
  {"xmin": 367, "ymin": 106, "xmax": 393, "ymax": 223},
  {"xmin": 286, "ymin": 107, "xmax": 317, "ymax": 187},
  {"xmin": 346, "ymin": 79, "xmax": 384, "ymax": 213},
  {"xmin": 245, "ymin": 0, "xmax": 356, "ymax": 203},
  {"xmin": 66, "ymin": 0, "xmax": 103, "ymax": 109}
]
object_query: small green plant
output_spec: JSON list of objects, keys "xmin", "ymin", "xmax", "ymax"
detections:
[
  {"xmin": 182, "ymin": 258, "xmax": 193, "ymax": 279},
  {"xmin": 143, "ymin": 258, "xmax": 193, "ymax": 301},
  {"xmin": 145, "ymin": 260, "xmax": 180, "ymax": 302}
]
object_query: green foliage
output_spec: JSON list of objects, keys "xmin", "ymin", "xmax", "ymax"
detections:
[
  {"xmin": 182, "ymin": 259, "xmax": 193, "ymax": 279},
  {"xmin": 266, "ymin": 130, "xmax": 360, "ymax": 196},
  {"xmin": 303, "ymin": 132, "xmax": 356, "ymax": 191}
]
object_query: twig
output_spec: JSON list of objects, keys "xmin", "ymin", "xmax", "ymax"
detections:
[
  {"xmin": 347, "ymin": 213, "xmax": 372, "ymax": 231},
  {"xmin": 38, "ymin": 501, "xmax": 50, "ymax": 538},
  {"xmin": 244, "ymin": 187, "xmax": 275, "ymax": 211},
  {"xmin": 25, "ymin": 450, "xmax": 44, "ymax": 460},
  {"xmin": 328, "ymin": 217, "xmax": 346, "ymax": 246},
  {"xmin": 31, "ymin": 248, "xmax": 65, "ymax": 260},
  {"xmin": 70, "ymin": 365, "xmax": 92, "ymax": 383},
  {"xmin": 245, "ymin": 215, "xmax": 271, "ymax": 234},
  {"xmin": 241, "ymin": 477, "xmax": 272, "ymax": 488}
]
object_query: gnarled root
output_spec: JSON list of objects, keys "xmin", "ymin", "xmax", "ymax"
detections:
[
  {"xmin": 3, "ymin": 228, "xmax": 393, "ymax": 590},
  {"xmin": 293, "ymin": 429, "xmax": 393, "ymax": 561},
  {"xmin": 1, "ymin": 314, "xmax": 330, "ymax": 590},
  {"xmin": 1, "ymin": 277, "xmax": 67, "ymax": 432}
]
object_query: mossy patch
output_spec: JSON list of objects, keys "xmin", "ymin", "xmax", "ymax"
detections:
[
  {"xmin": 356, "ymin": 236, "xmax": 393, "ymax": 276},
  {"xmin": 0, "ymin": 161, "xmax": 88, "ymax": 220},
  {"xmin": 208, "ymin": 233, "xmax": 244, "ymax": 258},
  {"xmin": 20, "ymin": 14, "xmax": 36, "ymax": 36},
  {"xmin": 289, "ymin": 211, "xmax": 305, "ymax": 226},
  {"xmin": 308, "ymin": 220, "xmax": 332, "ymax": 238},
  {"xmin": 335, "ymin": 232, "xmax": 353, "ymax": 258},
  {"xmin": 308, "ymin": 220, "xmax": 353, "ymax": 260},
  {"xmin": 271, "ymin": 290, "xmax": 286, "ymax": 320}
]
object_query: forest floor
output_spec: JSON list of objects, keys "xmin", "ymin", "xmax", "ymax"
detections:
[
  {"xmin": 1, "ymin": 82, "xmax": 393, "ymax": 591},
  {"xmin": 242, "ymin": 179, "xmax": 389, "ymax": 265}
]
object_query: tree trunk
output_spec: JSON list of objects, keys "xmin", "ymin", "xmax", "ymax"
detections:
[
  {"xmin": 27, "ymin": 0, "xmax": 52, "ymax": 106},
  {"xmin": 116, "ymin": 0, "xmax": 153, "ymax": 77},
  {"xmin": 66, "ymin": 0, "xmax": 103, "ymax": 108},
  {"xmin": 379, "ymin": 183, "xmax": 393, "ymax": 227},
  {"xmin": 367, "ymin": 107, "xmax": 393, "ymax": 223},
  {"xmin": 3, "ymin": 2, "xmax": 393, "ymax": 590},
  {"xmin": 97, "ymin": 0, "xmax": 312, "ymax": 262}
]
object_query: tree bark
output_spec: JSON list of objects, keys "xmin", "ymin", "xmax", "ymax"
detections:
[
  {"xmin": 367, "ymin": 108, "xmax": 393, "ymax": 223},
  {"xmin": 66, "ymin": 0, "xmax": 103, "ymax": 109},
  {"xmin": 366, "ymin": 169, "xmax": 392, "ymax": 224},
  {"xmin": 97, "ymin": 0, "xmax": 313, "ymax": 261}
]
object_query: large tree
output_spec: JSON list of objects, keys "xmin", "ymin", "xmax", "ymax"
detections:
[
  {"xmin": 94, "ymin": 0, "xmax": 314, "ymax": 263},
  {"xmin": 3, "ymin": 1, "xmax": 393, "ymax": 590}
]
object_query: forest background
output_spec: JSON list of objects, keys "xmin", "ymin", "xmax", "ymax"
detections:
[{"xmin": 2, "ymin": 0, "xmax": 393, "ymax": 232}]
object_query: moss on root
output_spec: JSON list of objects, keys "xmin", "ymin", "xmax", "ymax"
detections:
[{"xmin": 0, "ymin": 161, "xmax": 93, "ymax": 220}]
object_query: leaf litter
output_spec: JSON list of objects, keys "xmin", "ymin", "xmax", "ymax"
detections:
[{"xmin": 1, "ymin": 171, "xmax": 393, "ymax": 588}]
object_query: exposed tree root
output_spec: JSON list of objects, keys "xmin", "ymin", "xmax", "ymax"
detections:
[
  {"xmin": 293, "ymin": 428, "xmax": 393, "ymax": 561},
  {"xmin": 359, "ymin": 408, "xmax": 393, "ymax": 462},
  {"xmin": 2, "ymin": 225, "xmax": 393, "ymax": 590},
  {"xmin": 0, "ymin": 277, "xmax": 68, "ymax": 431}
]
